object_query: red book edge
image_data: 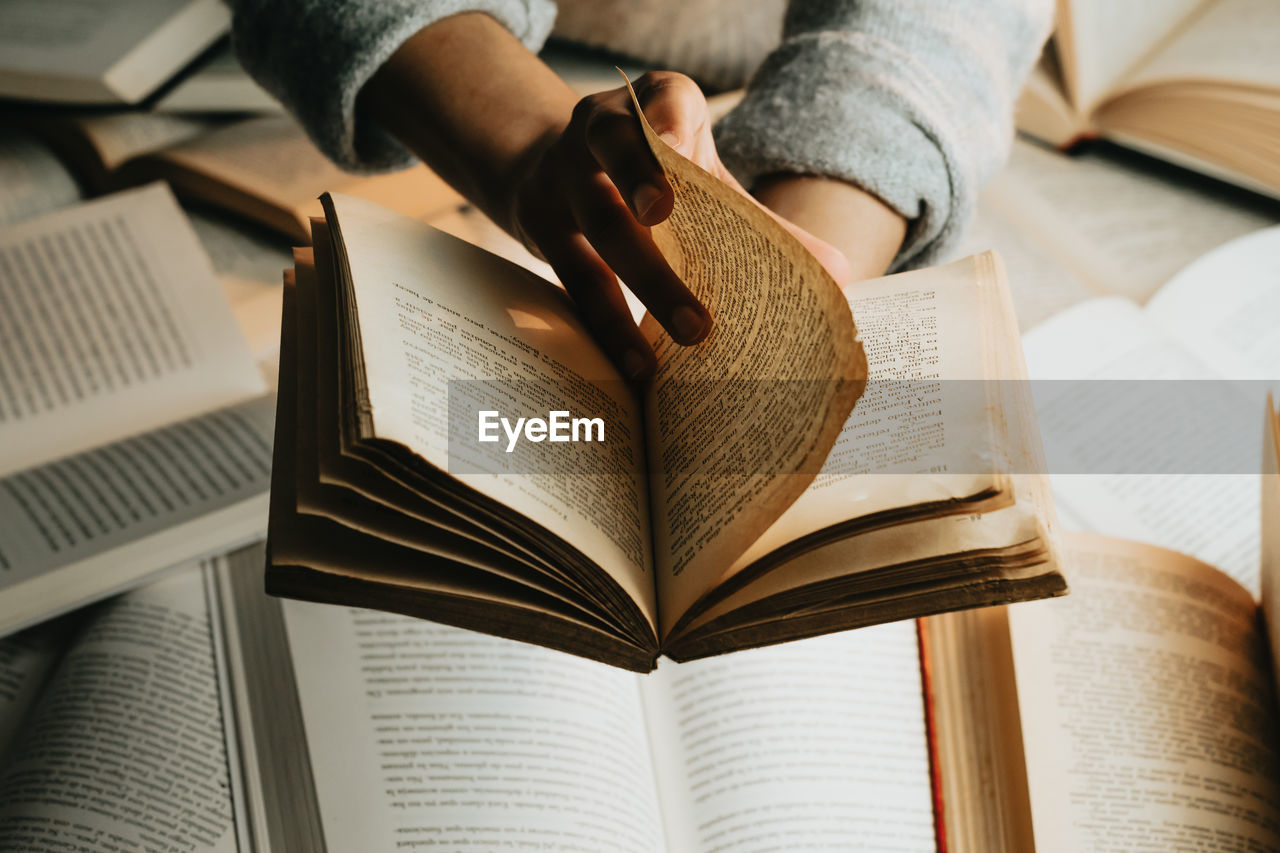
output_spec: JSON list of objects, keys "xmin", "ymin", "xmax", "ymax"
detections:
[{"xmin": 916, "ymin": 618, "xmax": 948, "ymax": 853}]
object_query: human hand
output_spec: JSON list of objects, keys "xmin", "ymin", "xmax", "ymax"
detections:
[{"xmin": 504, "ymin": 71, "xmax": 852, "ymax": 379}]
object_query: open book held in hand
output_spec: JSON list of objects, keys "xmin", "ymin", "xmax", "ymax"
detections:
[{"xmin": 267, "ymin": 92, "xmax": 1066, "ymax": 671}]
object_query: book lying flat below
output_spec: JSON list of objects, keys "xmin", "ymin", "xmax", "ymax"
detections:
[
  {"xmin": 0, "ymin": 183, "xmax": 271, "ymax": 636},
  {"xmin": 217, "ymin": 541, "xmax": 938, "ymax": 851},
  {"xmin": 33, "ymin": 113, "xmax": 464, "ymax": 242},
  {"xmin": 0, "ymin": 183, "xmax": 266, "ymax": 478},
  {"xmin": 927, "ymin": 401, "xmax": 1280, "ymax": 850},
  {"xmin": 266, "ymin": 101, "xmax": 1065, "ymax": 671},
  {"xmin": 0, "ymin": 567, "xmax": 239, "ymax": 849},
  {"xmin": 0, "ymin": 0, "xmax": 229, "ymax": 104}
]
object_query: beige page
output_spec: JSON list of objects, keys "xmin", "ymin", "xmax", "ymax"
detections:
[
  {"xmin": 620, "ymin": 80, "xmax": 866, "ymax": 631},
  {"xmin": 156, "ymin": 117, "xmax": 462, "ymax": 237},
  {"xmin": 722, "ymin": 254, "xmax": 1004, "ymax": 577},
  {"xmin": 1120, "ymin": 0, "xmax": 1280, "ymax": 91},
  {"xmin": 325, "ymin": 193, "xmax": 658, "ymax": 627},
  {"xmin": 1010, "ymin": 533, "xmax": 1280, "ymax": 852}
]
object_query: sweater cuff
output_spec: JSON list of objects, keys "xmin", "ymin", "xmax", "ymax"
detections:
[
  {"xmin": 714, "ymin": 32, "xmax": 966, "ymax": 270},
  {"xmin": 232, "ymin": 1, "xmax": 557, "ymax": 173}
]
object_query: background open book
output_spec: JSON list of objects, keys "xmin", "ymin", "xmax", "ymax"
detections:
[
  {"xmin": 1018, "ymin": 0, "xmax": 1280, "ymax": 198},
  {"xmin": 0, "ymin": 184, "xmax": 271, "ymax": 638},
  {"xmin": 927, "ymin": 398, "xmax": 1280, "ymax": 851}
]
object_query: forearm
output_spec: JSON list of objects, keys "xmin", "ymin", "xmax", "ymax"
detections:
[
  {"xmin": 754, "ymin": 174, "xmax": 906, "ymax": 283},
  {"xmin": 358, "ymin": 12, "xmax": 576, "ymax": 230}
]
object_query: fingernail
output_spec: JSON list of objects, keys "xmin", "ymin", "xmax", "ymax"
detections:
[
  {"xmin": 670, "ymin": 305, "xmax": 708, "ymax": 343},
  {"xmin": 632, "ymin": 183, "xmax": 663, "ymax": 221},
  {"xmin": 659, "ymin": 131, "xmax": 680, "ymax": 150},
  {"xmin": 622, "ymin": 349, "xmax": 648, "ymax": 379}
]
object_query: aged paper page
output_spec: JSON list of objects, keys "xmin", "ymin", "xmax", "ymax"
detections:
[
  {"xmin": 0, "ymin": 184, "xmax": 264, "ymax": 477},
  {"xmin": 641, "ymin": 622, "xmax": 934, "ymax": 851},
  {"xmin": 0, "ymin": 0, "xmax": 228, "ymax": 102},
  {"xmin": 620, "ymin": 80, "xmax": 865, "ymax": 631},
  {"xmin": 326, "ymin": 194, "xmax": 657, "ymax": 625},
  {"xmin": 156, "ymin": 116, "xmax": 462, "ymax": 235},
  {"xmin": 953, "ymin": 196, "xmax": 1094, "ymax": 332},
  {"xmin": 721, "ymin": 255, "xmax": 1004, "ymax": 575},
  {"xmin": 281, "ymin": 601, "xmax": 666, "ymax": 851},
  {"xmin": 0, "ymin": 569, "xmax": 236, "ymax": 852},
  {"xmin": 188, "ymin": 209, "xmax": 291, "ymax": 367},
  {"xmin": 1009, "ymin": 533, "xmax": 1280, "ymax": 851},
  {"xmin": 69, "ymin": 112, "xmax": 224, "ymax": 173},
  {"xmin": 1024, "ymin": 297, "xmax": 1262, "ymax": 589},
  {"xmin": 0, "ymin": 621, "xmax": 68, "ymax": 761}
]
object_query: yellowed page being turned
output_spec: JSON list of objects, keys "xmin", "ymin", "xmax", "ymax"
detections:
[{"xmin": 620, "ymin": 77, "xmax": 867, "ymax": 634}]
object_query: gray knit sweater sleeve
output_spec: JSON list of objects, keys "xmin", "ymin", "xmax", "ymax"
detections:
[
  {"xmin": 228, "ymin": 0, "xmax": 557, "ymax": 173},
  {"xmin": 714, "ymin": 0, "xmax": 1052, "ymax": 268},
  {"xmin": 227, "ymin": 0, "xmax": 1050, "ymax": 267}
]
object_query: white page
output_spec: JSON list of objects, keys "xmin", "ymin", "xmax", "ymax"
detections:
[
  {"xmin": 0, "ymin": 568, "xmax": 236, "ymax": 851},
  {"xmin": 642, "ymin": 623, "xmax": 935, "ymax": 852},
  {"xmin": 0, "ymin": 395, "xmax": 273, "ymax": 637},
  {"xmin": 1024, "ymin": 297, "xmax": 1261, "ymax": 589},
  {"xmin": 1145, "ymin": 225, "xmax": 1280, "ymax": 385},
  {"xmin": 1062, "ymin": 0, "xmax": 1205, "ymax": 109},
  {"xmin": 0, "ymin": 183, "xmax": 264, "ymax": 478},
  {"xmin": 0, "ymin": 128, "xmax": 82, "ymax": 226},
  {"xmin": 281, "ymin": 602, "xmax": 667, "ymax": 851},
  {"xmin": 985, "ymin": 140, "xmax": 1275, "ymax": 305},
  {"xmin": 1122, "ymin": 0, "xmax": 1280, "ymax": 91}
]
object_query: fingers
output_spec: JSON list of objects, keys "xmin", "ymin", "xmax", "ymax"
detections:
[
  {"xmin": 580, "ymin": 72, "xmax": 707, "ymax": 226},
  {"xmin": 510, "ymin": 72, "xmax": 716, "ymax": 377},
  {"xmin": 531, "ymin": 225, "xmax": 657, "ymax": 380},
  {"xmin": 631, "ymin": 71, "xmax": 708, "ymax": 157},
  {"xmin": 563, "ymin": 169, "xmax": 710, "ymax": 345},
  {"xmin": 580, "ymin": 96, "xmax": 673, "ymax": 227}
]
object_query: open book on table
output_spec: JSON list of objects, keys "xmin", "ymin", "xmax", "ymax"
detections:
[
  {"xmin": 1018, "ymin": 0, "xmax": 1280, "ymax": 199},
  {"xmin": 0, "ymin": 184, "xmax": 271, "ymax": 637},
  {"xmin": 31, "ymin": 113, "xmax": 463, "ymax": 242},
  {"xmin": 926, "ymin": 396, "xmax": 1280, "ymax": 851},
  {"xmin": 216, "ymin": 541, "xmax": 938, "ymax": 851},
  {"xmin": 1021, "ymin": 223, "xmax": 1280, "ymax": 585},
  {"xmin": 0, "ymin": 566, "xmax": 238, "ymax": 850},
  {"xmin": 268, "ymin": 94, "xmax": 1065, "ymax": 671},
  {"xmin": 958, "ymin": 138, "xmax": 1278, "ymax": 332},
  {"xmin": 0, "ymin": 0, "xmax": 228, "ymax": 105}
]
